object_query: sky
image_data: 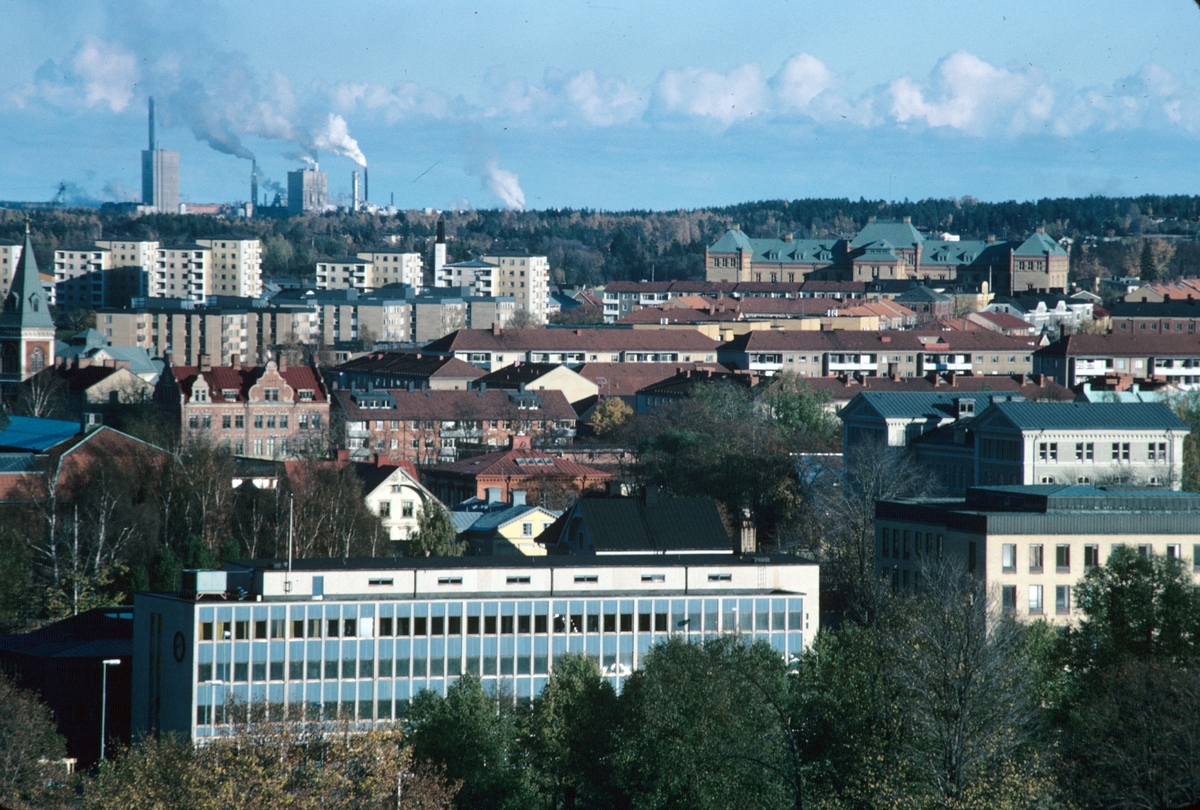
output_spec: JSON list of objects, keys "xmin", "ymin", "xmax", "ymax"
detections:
[{"xmin": 2, "ymin": 0, "xmax": 1200, "ymax": 212}]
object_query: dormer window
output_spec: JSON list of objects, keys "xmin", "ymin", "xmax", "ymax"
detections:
[
  {"xmin": 298, "ymin": 390, "xmax": 314, "ymax": 401},
  {"xmin": 194, "ymin": 388, "xmax": 208, "ymax": 403},
  {"xmin": 264, "ymin": 388, "xmax": 279, "ymax": 402},
  {"xmin": 223, "ymin": 390, "xmax": 237, "ymax": 401}
]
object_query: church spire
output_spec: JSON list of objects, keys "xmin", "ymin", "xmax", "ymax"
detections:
[{"xmin": 1, "ymin": 224, "xmax": 54, "ymax": 329}]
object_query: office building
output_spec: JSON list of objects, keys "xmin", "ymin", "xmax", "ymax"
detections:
[
  {"xmin": 131, "ymin": 553, "xmax": 819, "ymax": 741},
  {"xmin": 876, "ymin": 485, "xmax": 1200, "ymax": 621}
]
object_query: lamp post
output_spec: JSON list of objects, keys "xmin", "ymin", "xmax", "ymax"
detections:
[{"xmin": 99, "ymin": 659, "xmax": 121, "ymax": 762}]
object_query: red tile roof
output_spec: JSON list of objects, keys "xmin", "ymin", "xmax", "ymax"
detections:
[
  {"xmin": 172, "ymin": 363, "xmax": 327, "ymax": 404},
  {"xmin": 575, "ymin": 362, "xmax": 727, "ymax": 396}
]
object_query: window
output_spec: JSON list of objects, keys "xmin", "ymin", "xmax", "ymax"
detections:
[
  {"xmin": 708, "ymin": 573, "xmax": 732, "ymax": 582},
  {"xmin": 1001, "ymin": 544, "xmax": 1016, "ymax": 573},
  {"xmin": 1028, "ymin": 585, "xmax": 1044, "ymax": 614},
  {"xmin": 1055, "ymin": 545, "xmax": 1070, "ymax": 572},
  {"xmin": 254, "ymin": 415, "xmax": 264, "ymax": 429},
  {"xmin": 1084, "ymin": 545, "xmax": 1100, "ymax": 570},
  {"xmin": 881, "ymin": 528, "xmax": 890, "ymax": 558},
  {"xmin": 521, "ymin": 522, "xmax": 534, "ymax": 537},
  {"xmin": 1055, "ymin": 585, "xmax": 1071, "ymax": 615},
  {"xmin": 1138, "ymin": 544, "xmax": 1152, "ymax": 558},
  {"xmin": 1039, "ymin": 442, "xmax": 1057, "ymax": 461},
  {"xmin": 506, "ymin": 576, "xmax": 531, "ymax": 584},
  {"xmin": 222, "ymin": 415, "xmax": 231, "ymax": 429},
  {"xmin": 641, "ymin": 574, "xmax": 665, "ymax": 583},
  {"xmin": 254, "ymin": 620, "xmax": 267, "ymax": 639},
  {"xmin": 1002, "ymin": 585, "xmax": 1017, "ymax": 612},
  {"xmin": 368, "ymin": 578, "xmax": 394, "ymax": 587},
  {"xmin": 378, "ymin": 501, "xmax": 391, "ymax": 518},
  {"xmin": 235, "ymin": 415, "xmax": 244, "ymax": 429},
  {"xmin": 574, "ymin": 575, "xmax": 598, "ymax": 583},
  {"xmin": 1168, "ymin": 544, "xmax": 1182, "ymax": 560},
  {"xmin": 1029, "ymin": 544, "xmax": 1044, "ymax": 573},
  {"xmin": 1112, "ymin": 442, "xmax": 1130, "ymax": 461},
  {"xmin": 437, "ymin": 577, "xmax": 463, "ymax": 586}
]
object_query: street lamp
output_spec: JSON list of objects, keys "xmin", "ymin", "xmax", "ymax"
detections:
[{"xmin": 99, "ymin": 659, "xmax": 121, "ymax": 763}]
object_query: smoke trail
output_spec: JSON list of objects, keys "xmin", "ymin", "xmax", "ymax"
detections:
[
  {"xmin": 311, "ymin": 113, "xmax": 366, "ymax": 166},
  {"xmin": 482, "ymin": 161, "xmax": 525, "ymax": 210}
]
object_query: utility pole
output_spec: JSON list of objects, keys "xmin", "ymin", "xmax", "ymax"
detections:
[{"xmin": 100, "ymin": 658, "xmax": 121, "ymax": 762}]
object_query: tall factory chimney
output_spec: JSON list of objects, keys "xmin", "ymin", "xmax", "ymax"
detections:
[
  {"xmin": 142, "ymin": 97, "xmax": 179, "ymax": 213},
  {"xmin": 363, "ymin": 166, "xmax": 369, "ymax": 204},
  {"xmin": 148, "ymin": 96, "xmax": 156, "ymax": 150},
  {"xmin": 351, "ymin": 170, "xmax": 360, "ymax": 212},
  {"xmin": 250, "ymin": 159, "xmax": 259, "ymax": 213},
  {"xmin": 434, "ymin": 218, "xmax": 447, "ymax": 283}
]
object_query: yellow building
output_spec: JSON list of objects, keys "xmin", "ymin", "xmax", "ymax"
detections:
[{"xmin": 457, "ymin": 495, "xmax": 560, "ymax": 556}]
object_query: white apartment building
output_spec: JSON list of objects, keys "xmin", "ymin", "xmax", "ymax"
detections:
[
  {"xmin": 482, "ymin": 252, "xmax": 549, "ymax": 324},
  {"xmin": 0, "ymin": 239, "xmax": 22, "ymax": 299},
  {"xmin": 196, "ymin": 237, "xmax": 263, "ymax": 298},
  {"xmin": 94, "ymin": 239, "xmax": 160, "ymax": 271},
  {"xmin": 357, "ymin": 251, "xmax": 424, "ymax": 292},
  {"xmin": 153, "ymin": 244, "xmax": 212, "ymax": 301}
]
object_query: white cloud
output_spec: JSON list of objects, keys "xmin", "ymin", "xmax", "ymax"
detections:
[
  {"xmin": 772, "ymin": 54, "xmax": 835, "ymax": 111},
  {"xmin": 72, "ymin": 36, "xmax": 139, "ymax": 112},
  {"xmin": 655, "ymin": 63, "xmax": 767, "ymax": 126},
  {"xmin": 565, "ymin": 70, "xmax": 646, "ymax": 126},
  {"xmin": 887, "ymin": 51, "xmax": 1049, "ymax": 135},
  {"xmin": 482, "ymin": 161, "xmax": 525, "ymax": 210}
]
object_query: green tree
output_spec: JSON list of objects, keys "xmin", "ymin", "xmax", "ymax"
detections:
[
  {"xmin": 0, "ymin": 526, "xmax": 34, "ymax": 633},
  {"xmin": 405, "ymin": 674, "xmax": 536, "ymax": 810},
  {"xmin": 1140, "ymin": 238, "xmax": 1158, "ymax": 281},
  {"xmin": 526, "ymin": 654, "xmax": 620, "ymax": 810},
  {"xmin": 762, "ymin": 374, "xmax": 838, "ymax": 442},
  {"xmin": 615, "ymin": 636, "xmax": 796, "ymax": 810},
  {"xmin": 407, "ymin": 501, "xmax": 464, "ymax": 557}
]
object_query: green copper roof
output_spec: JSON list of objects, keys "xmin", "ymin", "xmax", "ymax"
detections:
[
  {"xmin": 1013, "ymin": 231, "xmax": 1067, "ymax": 257},
  {"xmin": 708, "ymin": 229, "xmax": 754, "ymax": 253},
  {"xmin": 849, "ymin": 219, "xmax": 923, "ymax": 250},
  {"xmin": 0, "ymin": 229, "xmax": 54, "ymax": 330}
]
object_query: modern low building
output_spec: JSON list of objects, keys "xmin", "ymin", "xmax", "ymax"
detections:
[
  {"xmin": 131, "ymin": 553, "xmax": 819, "ymax": 741},
  {"xmin": 875, "ymin": 485, "xmax": 1200, "ymax": 622},
  {"xmin": 1033, "ymin": 334, "xmax": 1200, "ymax": 390}
]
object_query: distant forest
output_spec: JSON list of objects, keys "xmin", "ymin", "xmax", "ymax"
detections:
[{"xmin": 3, "ymin": 194, "xmax": 1200, "ymax": 289}]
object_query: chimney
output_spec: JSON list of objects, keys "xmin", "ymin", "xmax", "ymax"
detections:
[
  {"xmin": 230, "ymin": 354, "xmax": 240, "ymax": 369},
  {"xmin": 278, "ymin": 353, "xmax": 288, "ymax": 372},
  {"xmin": 511, "ymin": 432, "xmax": 532, "ymax": 450},
  {"xmin": 363, "ymin": 165, "xmax": 369, "ymax": 203},
  {"xmin": 250, "ymin": 160, "xmax": 258, "ymax": 212},
  {"xmin": 867, "ymin": 216, "xmax": 876, "ymax": 223},
  {"xmin": 199, "ymin": 354, "xmax": 211, "ymax": 373},
  {"xmin": 148, "ymin": 96, "xmax": 156, "ymax": 151},
  {"xmin": 783, "ymin": 233, "xmax": 793, "ymax": 242},
  {"xmin": 986, "ymin": 234, "xmax": 996, "ymax": 243},
  {"xmin": 434, "ymin": 219, "xmax": 447, "ymax": 277},
  {"xmin": 902, "ymin": 216, "xmax": 911, "ymax": 223},
  {"xmin": 486, "ymin": 487, "xmax": 502, "ymax": 504},
  {"xmin": 352, "ymin": 171, "xmax": 360, "ymax": 212},
  {"xmin": 511, "ymin": 490, "xmax": 526, "ymax": 507},
  {"xmin": 492, "ymin": 322, "xmax": 502, "ymax": 336}
]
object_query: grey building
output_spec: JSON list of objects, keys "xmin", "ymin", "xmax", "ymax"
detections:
[
  {"xmin": 141, "ymin": 100, "xmax": 180, "ymax": 214},
  {"xmin": 287, "ymin": 166, "xmax": 328, "ymax": 215}
]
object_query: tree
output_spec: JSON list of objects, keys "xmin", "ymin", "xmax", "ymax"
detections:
[
  {"xmin": 1067, "ymin": 544, "xmax": 1200, "ymax": 672},
  {"xmin": 0, "ymin": 526, "xmax": 34, "ymax": 633},
  {"xmin": 589, "ymin": 396, "xmax": 632, "ymax": 437},
  {"xmin": 0, "ymin": 673, "xmax": 72, "ymax": 809},
  {"xmin": 761, "ymin": 374, "xmax": 838, "ymax": 442},
  {"xmin": 1140, "ymin": 238, "xmax": 1158, "ymax": 281},
  {"xmin": 507, "ymin": 310, "xmax": 543, "ymax": 329},
  {"xmin": 615, "ymin": 636, "xmax": 796, "ymax": 810},
  {"xmin": 12, "ymin": 370, "xmax": 70, "ymax": 420},
  {"xmin": 883, "ymin": 560, "xmax": 1056, "ymax": 809},
  {"xmin": 407, "ymin": 501, "xmax": 464, "ymax": 557},
  {"xmin": 405, "ymin": 673, "xmax": 535, "ymax": 810},
  {"xmin": 525, "ymin": 654, "xmax": 620, "ymax": 810}
]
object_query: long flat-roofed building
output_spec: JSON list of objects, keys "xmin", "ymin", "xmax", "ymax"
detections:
[{"xmin": 131, "ymin": 554, "xmax": 819, "ymax": 741}]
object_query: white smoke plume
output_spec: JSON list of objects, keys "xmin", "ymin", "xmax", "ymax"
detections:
[
  {"xmin": 312, "ymin": 113, "xmax": 366, "ymax": 166},
  {"xmin": 482, "ymin": 161, "xmax": 525, "ymax": 210}
]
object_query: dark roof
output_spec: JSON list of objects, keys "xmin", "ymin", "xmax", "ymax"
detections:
[
  {"xmin": 1, "ymin": 229, "xmax": 53, "ymax": 329},
  {"xmin": 638, "ymin": 368, "xmax": 755, "ymax": 398},
  {"xmin": 721, "ymin": 329, "xmax": 1038, "ymax": 353},
  {"xmin": 0, "ymin": 607, "xmax": 133, "ymax": 660},
  {"xmin": 352, "ymin": 460, "xmax": 422, "ymax": 494},
  {"xmin": 895, "ymin": 286, "xmax": 953, "ymax": 303},
  {"xmin": 475, "ymin": 363, "xmax": 571, "ymax": 387},
  {"xmin": 576, "ymin": 362, "xmax": 727, "ymax": 396},
  {"xmin": 980, "ymin": 401, "xmax": 1188, "ymax": 431},
  {"xmin": 1109, "ymin": 299, "xmax": 1200, "ymax": 318},
  {"xmin": 804, "ymin": 373, "xmax": 1072, "ymax": 402},
  {"xmin": 562, "ymin": 496, "xmax": 731, "ymax": 553},
  {"xmin": 845, "ymin": 391, "xmax": 1008, "ymax": 420},
  {"xmin": 225, "ymin": 552, "xmax": 814, "ymax": 572},
  {"xmin": 331, "ymin": 352, "xmax": 483, "ymax": 380}
]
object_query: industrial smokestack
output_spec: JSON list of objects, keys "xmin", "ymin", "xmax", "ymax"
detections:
[
  {"xmin": 434, "ymin": 217, "xmax": 447, "ymax": 281},
  {"xmin": 148, "ymin": 97, "xmax": 156, "ymax": 151},
  {"xmin": 363, "ymin": 166, "xmax": 369, "ymax": 203},
  {"xmin": 352, "ymin": 170, "xmax": 360, "ymax": 212},
  {"xmin": 250, "ymin": 159, "xmax": 258, "ymax": 211}
]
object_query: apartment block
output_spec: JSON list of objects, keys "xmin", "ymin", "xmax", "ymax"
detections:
[
  {"xmin": 196, "ymin": 237, "xmax": 263, "ymax": 298},
  {"xmin": 481, "ymin": 252, "xmax": 550, "ymax": 324},
  {"xmin": 356, "ymin": 251, "xmax": 424, "ymax": 291},
  {"xmin": 718, "ymin": 330, "xmax": 1038, "ymax": 378},
  {"xmin": 876, "ymin": 485, "xmax": 1200, "ymax": 622},
  {"xmin": 1034, "ymin": 334, "xmax": 1200, "ymax": 390},
  {"xmin": 131, "ymin": 554, "xmax": 818, "ymax": 741},
  {"xmin": 0, "ymin": 239, "xmax": 22, "ymax": 299},
  {"xmin": 333, "ymin": 387, "xmax": 577, "ymax": 465}
]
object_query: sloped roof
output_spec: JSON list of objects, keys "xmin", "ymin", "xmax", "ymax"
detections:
[
  {"xmin": 707, "ymin": 229, "xmax": 754, "ymax": 253},
  {"xmin": 475, "ymin": 363, "xmax": 576, "ymax": 386},
  {"xmin": 172, "ymin": 363, "xmax": 326, "ymax": 404},
  {"xmin": 849, "ymin": 219, "xmax": 923, "ymax": 250},
  {"xmin": 566, "ymin": 496, "xmax": 731, "ymax": 553},
  {"xmin": 576, "ymin": 362, "xmax": 726, "ymax": 396},
  {"xmin": 895, "ymin": 286, "xmax": 953, "ymax": 303},
  {"xmin": 981, "ymin": 401, "xmax": 1187, "ymax": 431},
  {"xmin": 1035, "ymin": 333, "xmax": 1200, "ymax": 357},
  {"xmin": 1013, "ymin": 231, "xmax": 1068, "ymax": 257},
  {"xmin": 352, "ymin": 460, "xmax": 424, "ymax": 496},
  {"xmin": 1, "ymin": 228, "xmax": 53, "ymax": 329},
  {"xmin": 845, "ymin": 391, "xmax": 1008, "ymax": 420},
  {"xmin": 0, "ymin": 416, "xmax": 81, "ymax": 451},
  {"xmin": 0, "ymin": 606, "xmax": 132, "ymax": 659},
  {"xmin": 429, "ymin": 446, "xmax": 611, "ymax": 481},
  {"xmin": 1110, "ymin": 299, "xmax": 1200, "ymax": 318},
  {"xmin": 462, "ymin": 504, "xmax": 560, "ymax": 534},
  {"xmin": 332, "ymin": 352, "xmax": 484, "ymax": 381}
]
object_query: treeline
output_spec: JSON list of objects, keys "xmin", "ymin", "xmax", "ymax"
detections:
[
  {"xmin": 0, "ymin": 435, "xmax": 388, "ymax": 634},
  {"xmin": 5, "ymin": 548, "xmax": 1199, "ymax": 810},
  {"xmin": 6, "ymin": 194, "xmax": 1200, "ymax": 291}
]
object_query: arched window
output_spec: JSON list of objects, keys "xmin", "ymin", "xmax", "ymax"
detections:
[{"xmin": 30, "ymin": 347, "xmax": 44, "ymax": 374}]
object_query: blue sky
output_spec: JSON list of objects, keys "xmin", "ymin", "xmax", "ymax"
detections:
[{"xmin": 2, "ymin": 0, "xmax": 1200, "ymax": 211}]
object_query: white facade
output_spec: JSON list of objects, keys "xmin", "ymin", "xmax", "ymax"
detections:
[
  {"xmin": 362, "ymin": 466, "xmax": 438, "ymax": 541},
  {"xmin": 357, "ymin": 252, "xmax": 424, "ymax": 292},
  {"xmin": 152, "ymin": 245, "xmax": 212, "ymax": 301},
  {"xmin": 196, "ymin": 238, "xmax": 263, "ymax": 298}
]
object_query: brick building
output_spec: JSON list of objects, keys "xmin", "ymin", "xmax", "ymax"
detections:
[{"xmin": 156, "ymin": 357, "xmax": 329, "ymax": 458}]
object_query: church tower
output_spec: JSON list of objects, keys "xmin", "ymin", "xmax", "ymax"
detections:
[{"xmin": 0, "ymin": 223, "xmax": 56, "ymax": 386}]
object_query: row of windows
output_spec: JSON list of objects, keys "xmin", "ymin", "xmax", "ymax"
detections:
[
  {"xmin": 189, "ymin": 413, "xmax": 322, "ymax": 430},
  {"xmin": 881, "ymin": 528, "xmax": 944, "ymax": 561},
  {"xmin": 1036, "ymin": 441, "xmax": 1166, "ymax": 462},
  {"xmin": 200, "ymin": 603, "xmax": 803, "ymax": 642}
]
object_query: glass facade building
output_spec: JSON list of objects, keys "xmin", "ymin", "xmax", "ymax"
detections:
[{"xmin": 133, "ymin": 555, "xmax": 819, "ymax": 741}]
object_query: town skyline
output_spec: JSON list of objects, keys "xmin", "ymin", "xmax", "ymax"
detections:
[{"xmin": 2, "ymin": 0, "xmax": 1200, "ymax": 211}]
